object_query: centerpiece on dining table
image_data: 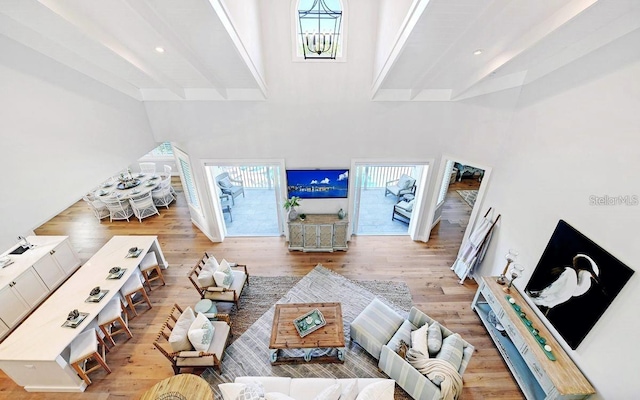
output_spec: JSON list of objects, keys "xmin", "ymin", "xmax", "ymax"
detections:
[{"xmin": 117, "ymin": 168, "xmax": 141, "ymax": 190}]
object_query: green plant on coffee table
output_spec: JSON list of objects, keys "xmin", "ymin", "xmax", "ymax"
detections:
[{"xmin": 299, "ymin": 213, "xmax": 306, "ymax": 221}]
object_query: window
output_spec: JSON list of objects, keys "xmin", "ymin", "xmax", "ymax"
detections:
[
  {"xmin": 437, "ymin": 160, "xmax": 455, "ymax": 205},
  {"xmin": 295, "ymin": 0, "xmax": 345, "ymax": 60},
  {"xmin": 143, "ymin": 142, "xmax": 173, "ymax": 158},
  {"xmin": 177, "ymin": 155, "xmax": 200, "ymax": 211}
]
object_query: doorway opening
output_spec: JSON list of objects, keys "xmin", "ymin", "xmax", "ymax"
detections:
[
  {"xmin": 205, "ymin": 165, "xmax": 283, "ymax": 236},
  {"xmin": 353, "ymin": 163, "xmax": 427, "ymax": 235}
]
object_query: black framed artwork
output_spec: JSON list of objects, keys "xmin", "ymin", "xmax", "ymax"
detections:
[{"xmin": 524, "ymin": 220, "xmax": 634, "ymax": 349}]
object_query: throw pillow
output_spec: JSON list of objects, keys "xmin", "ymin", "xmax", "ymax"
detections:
[
  {"xmin": 355, "ymin": 380, "xmax": 394, "ymax": 400},
  {"xmin": 340, "ymin": 380, "xmax": 359, "ymax": 400},
  {"xmin": 219, "ymin": 383, "xmax": 246, "ymax": 400},
  {"xmin": 204, "ymin": 256, "xmax": 219, "ymax": 272},
  {"xmin": 427, "ymin": 322, "xmax": 443, "ymax": 356},
  {"xmin": 235, "ymin": 386, "xmax": 262, "ymax": 400},
  {"xmin": 405, "ymin": 199, "xmax": 415, "ymax": 211},
  {"xmin": 436, "ymin": 333, "xmax": 465, "ymax": 371},
  {"xmin": 397, "ymin": 175, "xmax": 411, "ymax": 190},
  {"xmin": 196, "ymin": 269, "xmax": 215, "ymax": 287},
  {"xmin": 187, "ymin": 312, "xmax": 214, "ymax": 352},
  {"xmin": 168, "ymin": 306, "xmax": 196, "ymax": 352},
  {"xmin": 213, "ymin": 259, "xmax": 235, "ymax": 288},
  {"xmin": 219, "ymin": 176, "xmax": 233, "ymax": 189},
  {"xmin": 313, "ymin": 383, "xmax": 342, "ymax": 400},
  {"xmin": 410, "ymin": 323, "xmax": 429, "ymax": 356}
]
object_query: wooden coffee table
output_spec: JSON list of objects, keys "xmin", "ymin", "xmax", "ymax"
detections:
[{"xmin": 269, "ymin": 302, "xmax": 345, "ymax": 364}]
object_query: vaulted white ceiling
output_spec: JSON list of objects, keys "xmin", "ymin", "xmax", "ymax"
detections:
[{"xmin": 1, "ymin": 0, "xmax": 638, "ymax": 102}]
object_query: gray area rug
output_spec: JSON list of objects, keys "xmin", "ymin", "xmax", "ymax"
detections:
[
  {"xmin": 456, "ymin": 189, "xmax": 478, "ymax": 208},
  {"xmin": 202, "ymin": 265, "xmax": 413, "ymax": 399}
]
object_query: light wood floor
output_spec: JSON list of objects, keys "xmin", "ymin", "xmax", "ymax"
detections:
[{"xmin": 0, "ymin": 179, "xmax": 524, "ymax": 399}]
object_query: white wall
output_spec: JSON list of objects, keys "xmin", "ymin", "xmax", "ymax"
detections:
[
  {"xmin": 0, "ymin": 35, "xmax": 156, "ymax": 250},
  {"xmin": 473, "ymin": 30, "xmax": 640, "ymax": 399},
  {"xmin": 373, "ymin": 0, "xmax": 415, "ymax": 81}
]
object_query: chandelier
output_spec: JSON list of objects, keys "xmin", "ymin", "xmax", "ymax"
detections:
[{"xmin": 298, "ymin": 0, "xmax": 342, "ymax": 59}]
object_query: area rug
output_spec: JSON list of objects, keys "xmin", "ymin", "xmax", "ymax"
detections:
[
  {"xmin": 202, "ymin": 265, "xmax": 413, "ymax": 399},
  {"xmin": 456, "ymin": 189, "xmax": 478, "ymax": 208}
]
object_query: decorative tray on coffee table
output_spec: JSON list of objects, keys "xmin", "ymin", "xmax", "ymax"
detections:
[{"xmin": 293, "ymin": 308, "xmax": 326, "ymax": 337}]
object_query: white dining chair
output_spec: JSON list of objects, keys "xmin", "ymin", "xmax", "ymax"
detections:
[
  {"xmin": 151, "ymin": 177, "xmax": 175, "ymax": 209},
  {"xmin": 139, "ymin": 162, "xmax": 156, "ymax": 175},
  {"xmin": 128, "ymin": 193, "xmax": 160, "ymax": 223},
  {"xmin": 163, "ymin": 165, "xmax": 172, "ymax": 176},
  {"xmin": 83, "ymin": 196, "xmax": 110, "ymax": 223},
  {"xmin": 102, "ymin": 198, "xmax": 134, "ymax": 222}
]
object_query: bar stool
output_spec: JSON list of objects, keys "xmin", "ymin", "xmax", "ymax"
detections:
[
  {"xmin": 121, "ymin": 270, "xmax": 152, "ymax": 318},
  {"xmin": 98, "ymin": 296, "xmax": 133, "ymax": 346},
  {"xmin": 84, "ymin": 319, "xmax": 110, "ymax": 353},
  {"xmin": 69, "ymin": 329, "xmax": 111, "ymax": 386},
  {"xmin": 139, "ymin": 252, "xmax": 165, "ymax": 292}
]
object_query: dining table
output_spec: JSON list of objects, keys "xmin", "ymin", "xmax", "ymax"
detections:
[{"xmin": 94, "ymin": 173, "xmax": 162, "ymax": 201}]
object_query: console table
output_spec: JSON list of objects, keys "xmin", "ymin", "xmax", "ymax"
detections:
[
  {"xmin": 472, "ymin": 277, "xmax": 595, "ymax": 399},
  {"xmin": 287, "ymin": 214, "xmax": 348, "ymax": 252},
  {"xmin": 0, "ymin": 235, "xmax": 167, "ymax": 392}
]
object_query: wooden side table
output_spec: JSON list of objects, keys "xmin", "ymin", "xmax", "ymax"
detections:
[{"xmin": 139, "ymin": 373, "xmax": 213, "ymax": 400}]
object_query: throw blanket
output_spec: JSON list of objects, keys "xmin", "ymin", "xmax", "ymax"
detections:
[{"xmin": 405, "ymin": 349, "xmax": 463, "ymax": 400}]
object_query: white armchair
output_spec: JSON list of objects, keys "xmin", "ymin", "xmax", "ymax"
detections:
[{"xmin": 385, "ymin": 174, "xmax": 416, "ymax": 200}]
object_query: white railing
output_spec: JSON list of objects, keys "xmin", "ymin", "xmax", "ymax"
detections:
[
  {"xmin": 361, "ymin": 166, "xmax": 415, "ymax": 189},
  {"xmin": 220, "ymin": 165, "xmax": 415, "ymax": 190},
  {"xmin": 220, "ymin": 166, "xmax": 274, "ymax": 189}
]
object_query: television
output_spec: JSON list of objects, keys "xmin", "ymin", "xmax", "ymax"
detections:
[{"xmin": 286, "ymin": 169, "xmax": 349, "ymax": 199}]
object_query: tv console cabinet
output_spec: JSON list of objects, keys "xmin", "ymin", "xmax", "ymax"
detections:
[
  {"xmin": 472, "ymin": 277, "xmax": 595, "ymax": 399},
  {"xmin": 287, "ymin": 214, "xmax": 348, "ymax": 252}
]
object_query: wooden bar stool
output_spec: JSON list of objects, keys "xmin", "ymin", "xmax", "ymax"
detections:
[
  {"xmin": 98, "ymin": 296, "xmax": 133, "ymax": 346},
  {"xmin": 121, "ymin": 270, "xmax": 152, "ymax": 318},
  {"xmin": 84, "ymin": 319, "xmax": 110, "ymax": 353},
  {"xmin": 139, "ymin": 251, "xmax": 165, "ymax": 291},
  {"xmin": 69, "ymin": 329, "xmax": 111, "ymax": 386}
]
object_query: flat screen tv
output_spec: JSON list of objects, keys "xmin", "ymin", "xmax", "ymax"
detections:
[{"xmin": 286, "ymin": 169, "xmax": 349, "ymax": 199}]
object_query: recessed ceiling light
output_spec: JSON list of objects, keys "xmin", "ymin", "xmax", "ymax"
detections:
[
  {"xmin": 473, "ymin": 49, "xmax": 483, "ymax": 56},
  {"xmin": 155, "ymin": 47, "xmax": 165, "ymax": 53}
]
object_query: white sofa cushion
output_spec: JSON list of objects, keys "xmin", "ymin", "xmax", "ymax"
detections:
[
  {"xmin": 230, "ymin": 378, "xmax": 393, "ymax": 400},
  {"xmin": 339, "ymin": 380, "xmax": 359, "ymax": 400},
  {"xmin": 235, "ymin": 377, "xmax": 292, "ymax": 396},
  {"xmin": 266, "ymin": 394, "xmax": 296, "ymax": 400},
  {"xmin": 313, "ymin": 383, "xmax": 341, "ymax": 400},
  {"xmin": 410, "ymin": 323, "xmax": 429, "ymax": 355},
  {"xmin": 355, "ymin": 380, "xmax": 394, "ymax": 400}
]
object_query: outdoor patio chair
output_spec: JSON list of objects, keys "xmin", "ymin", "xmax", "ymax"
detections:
[
  {"xmin": 385, "ymin": 174, "xmax": 416, "ymax": 201},
  {"xmin": 392, "ymin": 199, "xmax": 414, "ymax": 224},
  {"xmin": 215, "ymin": 172, "xmax": 244, "ymax": 205}
]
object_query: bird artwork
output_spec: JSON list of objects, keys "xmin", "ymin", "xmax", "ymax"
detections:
[
  {"xmin": 524, "ymin": 220, "xmax": 634, "ymax": 349},
  {"xmin": 526, "ymin": 254, "xmax": 600, "ymax": 315}
]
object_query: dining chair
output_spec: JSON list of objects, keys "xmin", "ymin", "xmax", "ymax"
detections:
[
  {"xmin": 98, "ymin": 296, "xmax": 133, "ymax": 347},
  {"xmin": 139, "ymin": 162, "xmax": 156, "ymax": 175},
  {"xmin": 82, "ymin": 196, "xmax": 110, "ymax": 223},
  {"xmin": 69, "ymin": 329, "xmax": 111, "ymax": 386},
  {"xmin": 163, "ymin": 165, "xmax": 177, "ymax": 196},
  {"xmin": 129, "ymin": 193, "xmax": 160, "ymax": 223},
  {"xmin": 102, "ymin": 198, "xmax": 134, "ymax": 222},
  {"xmin": 120, "ymin": 269, "xmax": 152, "ymax": 318},
  {"xmin": 151, "ymin": 178, "xmax": 175, "ymax": 209}
]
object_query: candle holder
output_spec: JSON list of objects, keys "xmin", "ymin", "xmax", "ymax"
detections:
[
  {"xmin": 503, "ymin": 263, "xmax": 524, "ymax": 293},
  {"xmin": 497, "ymin": 249, "xmax": 518, "ymax": 285}
]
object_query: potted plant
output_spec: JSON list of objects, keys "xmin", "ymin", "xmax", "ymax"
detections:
[
  {"xmin": 284, "ymin": 196, "xmax": 301, "ymax": 221},
  {"xmin": 299, "ymin": 213, "xmax": 306, "ymax": 221}
]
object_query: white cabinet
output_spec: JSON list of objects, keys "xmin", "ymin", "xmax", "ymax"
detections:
[
  {"xmin": 288, "ymin": 214, "xmax": 349, "ymax": 252},
  {"xmin": 0, "ymin": 285, "xmax": 30, "ymax": 328},
  {"xmin": 32, "ymin": 255, "xmax": 66, "ymax": 290},
  {"xmin": 50, "ymin": 240, "xmax": 80, "ymax": 275},
  {"xmin": 0, "ymin": 236, "xmax": 79, "ymax": 340},
  {"xmin": 12, "ymin": 268, "xmax": 49, "ymax": 307}
]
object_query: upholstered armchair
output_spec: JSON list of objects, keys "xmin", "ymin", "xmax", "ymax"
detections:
[
  {"xmin": 385, "ymin": 174, "xmax": 416, "ymax": 200},
  {"xmin": 153, "ymin": 304, "xmax": 232, "ymax": 374},
  {"xmin": 215, "ymin": 172, "xmax": 245, "ymax": 205},
  {"xmin": 188, "ymin": 252, "xmax": 249, "ymax": 309},
  {"xmin": 392, "ymin": 199, "xmax": 414, "ymax": 224}
]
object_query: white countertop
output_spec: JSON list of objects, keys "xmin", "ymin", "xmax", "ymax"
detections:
[
  {"xmin": 0, "ymin": 235, "xmax": 158, "ymax": 361},
  {"xmin": 0, "ymin": 236, "xmax": 69, "ymax": 289}
]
